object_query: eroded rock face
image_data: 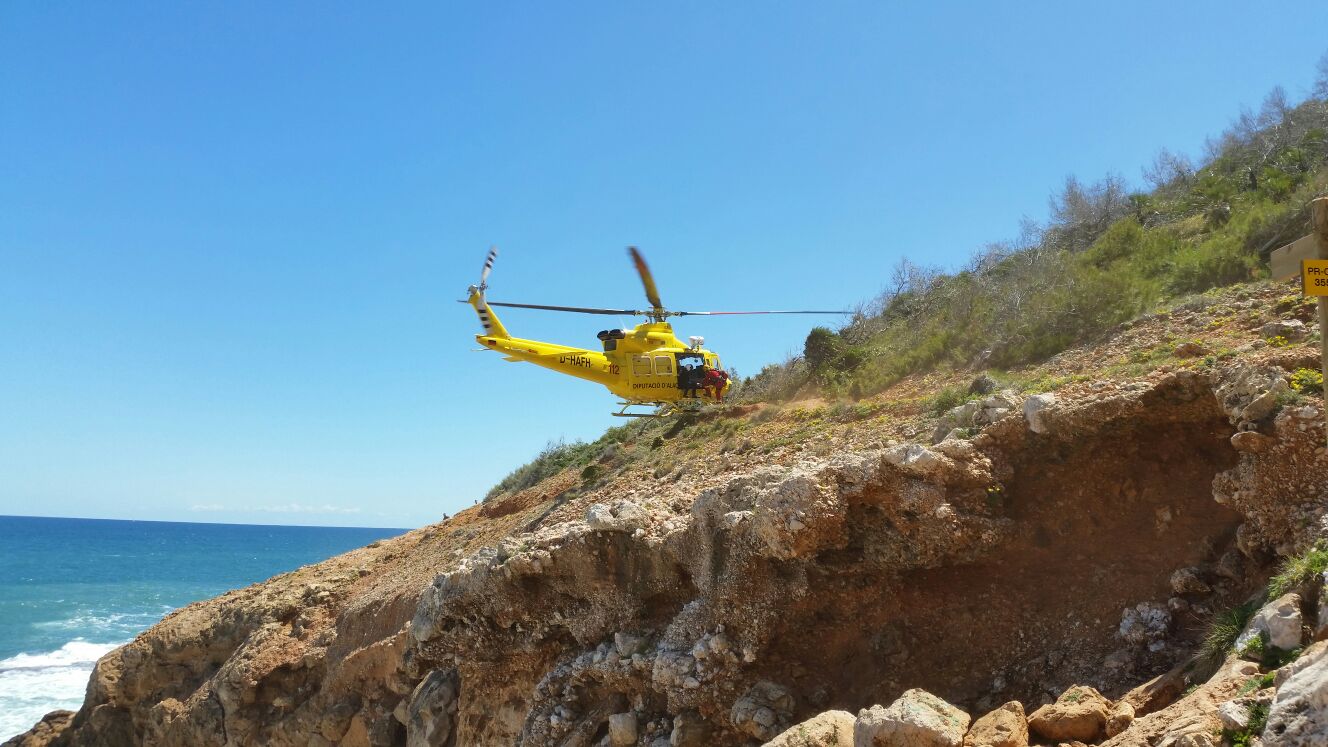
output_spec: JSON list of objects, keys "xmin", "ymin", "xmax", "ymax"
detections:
[{"xmin": 16, "ymin": 365, "xmax": 1328, "ymax": 747}]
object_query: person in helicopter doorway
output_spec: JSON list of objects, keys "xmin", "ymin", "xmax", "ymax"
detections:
[
  {"xmin": 682, "ymin": 361, "xmax": 704, "ymax": 398},
  {"xmin": 703, "ymin": 365, "xmax": 730, "ymax": 402}
]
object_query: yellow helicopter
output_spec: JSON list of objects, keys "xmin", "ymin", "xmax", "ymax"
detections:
[{"xmin": 464, "ymin": 247, "xmax": 849, "ymax": 416}]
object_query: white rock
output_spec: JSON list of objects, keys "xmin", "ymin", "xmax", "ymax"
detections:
[
  {"xmin": 1118, "ymin": 602, "xmax": 1171, "ymax": 646},
  {"xmin": 1236, "ymin": 593, "xmax": 1303, "ymax": 652},
  {"xmin": 1216, "ymin": 699, "xmax": 1251, "ymax": 731},
  {"xmin": 1023, "ymin": 394, "xmax": 1056, "ymax": 435},
  {"xmin": 1263, "ymin": 642, "xmax": 1328, "ymax": 746},
  {"xmin": 882, "ymin": 444, "xmax": 948, "ymax": 477},
  {"xmin": 586, "ymin": 500, "xmax": 651, "ymax": 531},
  {"xmin": 854, "ymin": 688, "xmax": 969, "ymax": 747}
]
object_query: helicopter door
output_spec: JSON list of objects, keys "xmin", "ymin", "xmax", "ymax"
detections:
[
  {"xmin": 631, "ymin": 356, "xmax": 652, "ymax": 376},
  {"xmin": 675, "ymin": 352, "xmax": 703, "ymax": 392}
]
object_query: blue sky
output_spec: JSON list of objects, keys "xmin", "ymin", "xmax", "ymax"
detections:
[{"xmin": 2, "ymin": 2, "xmax": 1325, "ymax": 528}]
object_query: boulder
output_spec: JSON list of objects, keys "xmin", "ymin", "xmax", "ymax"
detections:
[
  {"xmin": 732, "ymin": 681, "xmax": 795, "ymax": 742},
  {"xmin": 1263, "ymin": 642, "xmax": 1328, "ymax": 746},
  {"xmin": 763, "ymin": 710, "xmax": 855, "ymax": 746},
  {"xmin": 1173, "ymin": 341, "xmax": 1209, "ymax": 358},
  {"xmin": 1027, "ymin": 686, "xmax": 1110, "ymax": 742},
  {"xmin": 1214, "ymin": 365, "xmax": 1289, "ymax": 427},
  {"xmin": 405, "ymin": 669, "xmax": 458, "ymax": 747},
  {"xmin": 1119, "ymin": 602, "xmax": 1171, "ymax": 647},
  {"xmin": 586, "ymin": 500, "xmax": 651, "ymax": 531},
  {"xmin": 1235, "ymin": 593, "xmax": 1304, "ymax": 653},
  {"xmin": 962, "ymin": 701, "xmax": 1027, "ymax": 747},
  {"xmin": 670, "ymin": 710, "xmax": 712, "ymax": 746},
  {"xmin": 1169, "ymin": 568, "xmax": 1210, "ymax": 595},
  {"xmin": 1105, "ymin": 701, "xmax": 1135, "ymax": 738},
  {"xmin": 854, "ymin": 689, "xmax": 970, "ymax": 747},
  {"xmin": 609, "ymin": 712, "xmax": 639, "ymax": 746},
  {"xmin": 1023, "ymin": 394, "xmax": 1056, "ymax": 435},
  {"xmin": 968, "ymin": 375, "xmax": 998, "ymax": 396},
  {"xmin": 1260, "ymin": 319, "xmax": 1307, "ymax": 341}
]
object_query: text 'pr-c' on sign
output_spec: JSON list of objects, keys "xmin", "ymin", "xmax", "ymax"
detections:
[{"xmin": 1302, "ymin": 259, "xmax": 1328, "ymax": 296}]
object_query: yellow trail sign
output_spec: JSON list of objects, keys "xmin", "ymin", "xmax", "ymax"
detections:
[{"xmin": 1305, "ymin": 259, "xmax": 1328, "ymax": 296}]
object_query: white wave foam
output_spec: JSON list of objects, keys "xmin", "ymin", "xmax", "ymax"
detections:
[{"xmin": 0, "ymin": 639, "xmax": 122, "ymax": 740}]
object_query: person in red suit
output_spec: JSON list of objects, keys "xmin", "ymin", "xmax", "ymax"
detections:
[{"xmin": 703, "ymin": 366, "xmax": 730, "ymax": 402}]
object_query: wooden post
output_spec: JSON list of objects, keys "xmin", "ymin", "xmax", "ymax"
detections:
[{"xmin": 1316, "ymin": 197, "xmax": 1328, "ymax": 446}]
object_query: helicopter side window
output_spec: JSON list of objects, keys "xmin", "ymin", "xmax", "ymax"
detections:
[
  {"xmin": 632, "ymin": 356, "xmax": 652, "ymax": 376},
  {"xmin": 654, "ymin": 356, "xmax": 673, "ymax": 376}
]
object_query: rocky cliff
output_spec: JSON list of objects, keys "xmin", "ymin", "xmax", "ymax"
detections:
[{"xmin": 10, "ymin": 281, "xmax": 1328, "ymax": 746}]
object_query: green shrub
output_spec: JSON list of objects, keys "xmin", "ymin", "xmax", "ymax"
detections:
[
  {"xmin": 927, "ymin": 386, "xmax": 974, "ymax": 415},
  {"xmin": 1290, "ymin": 368, "xmax": 1324, "ymax": 395}
]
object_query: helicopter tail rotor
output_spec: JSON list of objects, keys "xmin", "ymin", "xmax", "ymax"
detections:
[
  {"xmin": 464, "ymin": 247, "xmax": 510, "ymax": 338},
  {"xmin": 479, "ymin": 246, "xmax": 497, "ymax": 289}
]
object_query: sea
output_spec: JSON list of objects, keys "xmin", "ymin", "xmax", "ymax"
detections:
[{"xmin": 0, "ymin": 515, "xmax": 405, "ymax": 740}]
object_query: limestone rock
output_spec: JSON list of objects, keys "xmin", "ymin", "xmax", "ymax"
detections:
[
  {"xmin": 1260, "ymin": 319, "xmax": 1307, "ymax": 341},
  {"xmin": 586, "ymin": 500, "xmax": 650, "ymax": 531},
  {"xmin": 609, "ymin": 712, "xmax": 639, "ymax": 746},
  {"xmin": 732, "ymin": 681, "xmax": 795, "ymax": 742},
  {"xmin": 1027, "ymin": 686, "xmax": 1110, "ymax": 742},
  {"xmin": 1169, "ymin": 567, "xmax": 1210, "ymax": 595},
  {"xmin": 1118, "ymin": 602, "xmax": 1171, "ymax": 647},
  {"xmin": 1263, "ymin": 642, "xmax": 1328, "ymax": 746},
  {"xmin": 763, "ymin": 710, "xmax": 855, "ymax": 746},
  {"xmin": 405, "ymin": 668, "xmax": 458, "ymax": 747},
  {"xmin": 1023, "ymin": 394, "xmax": 1056, "ymax": 435},
  {"xmin": 1216, "ymin": 699, "xmax": 1252, "ymax": 731},
  {"xmin": 854, "ymin": 689, "xmax": 970, "ymax": 747},
  {"xmin": 962, "ymin": 701, "xmax": 1027, "ymax": 747},
  {"xmin": 1105, "ymin": 701, "xmax": 1135, "ymax": 738},
  {"xmin": 1214, "ymin": 365, "xmax": 1289, "ymax": 427},
  {"xmin": 1235, "ymin": 593, "xmax": 1304, "ymax": 652}
]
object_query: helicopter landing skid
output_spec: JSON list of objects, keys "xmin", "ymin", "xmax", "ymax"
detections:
[{"xmin": 612, "ymin": 402, "xmax": 676, "ymax": 418}]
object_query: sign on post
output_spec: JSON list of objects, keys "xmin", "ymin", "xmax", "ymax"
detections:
[
  {"xmin": 1273, "ymin": 234, "xmax": 1319, "ymax": 281},
  {"xmin": 1303, "ymin": 259, "xmax": 1328, "ymax": 296},
  {"xmin": 1274, "ymin": 197, "xmax": 1328, "ymax": 446}
]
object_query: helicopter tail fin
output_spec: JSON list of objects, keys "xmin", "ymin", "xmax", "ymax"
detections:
[
  {"xmin": 467, "ymin": 286, "xmax": 511, "ymax": 339},
  {"xmin": 466, "ymin": 248, "xmax": 510, "ymax": 339}
]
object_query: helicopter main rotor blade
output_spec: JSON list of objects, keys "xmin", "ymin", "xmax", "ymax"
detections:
[
  {"xmin": 674, "ymin": 310, "xmax": 852, "ymax": 316},
  {"xmin": 628, "ymin": 247, "xmax": 663, "ymax": 310},
  {"xmin": 484, "ymin": 301, "xmax": 643, "ymax": 316}
]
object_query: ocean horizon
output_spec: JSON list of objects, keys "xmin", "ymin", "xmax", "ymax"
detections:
[{"xmin": 0, "ymin": 514, "xmax": 406, "ymax": 740}]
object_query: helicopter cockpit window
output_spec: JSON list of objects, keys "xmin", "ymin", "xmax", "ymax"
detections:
[
  {"xmin": 632, "ymin": 356, "xmax": 652, "ymax": 376},
  {"xmin": 654, "ymin": 356, "xmax": 673, "ymax": 375}
]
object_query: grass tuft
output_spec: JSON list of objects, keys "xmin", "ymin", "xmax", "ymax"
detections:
[{"xmin": 1268, "ymin": 541, "xmax": 1328, "ymax": 598}]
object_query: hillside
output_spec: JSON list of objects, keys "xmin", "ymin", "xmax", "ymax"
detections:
[{"xmin": 9, "ymin": 275, "xmax": 1328, "ymax": 746}]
